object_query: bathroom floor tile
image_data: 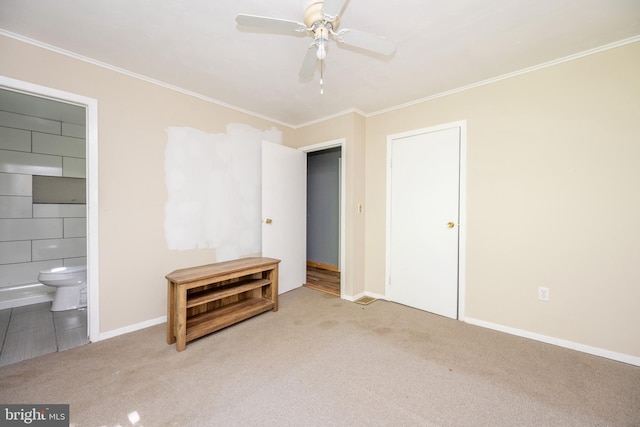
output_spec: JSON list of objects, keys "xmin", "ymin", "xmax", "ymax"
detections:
[
  {"xmin": 56, "ymin": 326, "xmax": 89, "ymax": 352},
  {"xmin": 0, "ymin": 309, "xmax": 9, "ymax": 346},
  {"xmin": 7, "ymin": 306, "xmax": 53, "ymax": 333},
  {"xmin": 0, "ymin": 304, "xmax": 87, "ymax": 367},
  {"xmin": 53, "ymin": 308, "xmax": 87, "ymax": 331},
  {"xmin": 0, "ymin": 324, "xmax": 57, "ymax": 366}
]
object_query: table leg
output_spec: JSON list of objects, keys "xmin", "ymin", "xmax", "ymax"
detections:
[
  {"xmin": 166, "ymin": 280, "xmax": 176, "ymax": 345},
  {"xmin": 271, "ymin": 265, "xmax": 279, "ymax": 312},
  {"xmin": 176, "ymin": 284, "xmax": 187, "ymax": 352}
]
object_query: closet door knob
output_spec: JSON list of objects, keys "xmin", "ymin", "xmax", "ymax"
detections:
[
  {"xmin": 447, "ymin": 222, "xmax": 455, "ymax": 228},
  {"xmin": 265, "ymin": 218, "xmax": 273, "ymax": 224}
]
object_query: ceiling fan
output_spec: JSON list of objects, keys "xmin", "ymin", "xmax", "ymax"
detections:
[{"xmin": 236, "ymin": 0, "xmax": 396, "ymax": 86}]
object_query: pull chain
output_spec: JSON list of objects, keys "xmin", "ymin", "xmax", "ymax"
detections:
[{"xmin": 320, "ymin": 57, "xmax": 324, "ymax": 95}]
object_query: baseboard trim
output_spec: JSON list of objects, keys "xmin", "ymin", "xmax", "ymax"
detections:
[
  {"xmin": 307, "ymin": 261, "xmax": 339, "ymax": 272},
  {"xmin": 97, "ymin": 315, "xmax": 167, "ymax": 342},
  {"xmin": 465, "ymin": 317, "xmax": 640, "ymax": 367}
]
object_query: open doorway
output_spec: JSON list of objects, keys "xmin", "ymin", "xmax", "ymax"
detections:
[
  {"xmin": 0, "ymin": 77, "xmax": 99, "ymax": 357},
  {"xmin": 302, "ymin": 141, "xmax": 344, "ymax": 297}
]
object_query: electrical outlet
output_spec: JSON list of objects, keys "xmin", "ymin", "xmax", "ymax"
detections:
[{"xmin": 538, "ymin": 287, "xmax": 549, "ymax": 301}]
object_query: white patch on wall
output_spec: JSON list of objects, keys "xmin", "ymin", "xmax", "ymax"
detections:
[{"xmin": 164, "ymin": 124, "xmax": 282, "ymax": 260}]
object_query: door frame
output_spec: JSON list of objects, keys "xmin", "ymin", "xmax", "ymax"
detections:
[
  {"xmin": 385, "ymin": 121, "xmax": 467, "ymax": 320},
  {"xmin": 0, "ymin": 76, "xmax": 100, "ymax": 340},
  {"xmin": 299, "ymin": 138, "xmax": 346, "ymax": 299}
]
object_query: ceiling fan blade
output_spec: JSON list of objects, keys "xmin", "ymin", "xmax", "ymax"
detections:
[
  {"xmin": 236, "ymin": 14, "xmax": 306, "ymax": 33},
  {"xmin": 337, "ymin": 29, "xmax": 396, "ymax": 56},
  {"xmin": 299, "ymin": 45, "xmax": 318, "ymax": 79},
  {"xmin": 321, "ymin": 0, "xmax": 348, "ymax": 20}
]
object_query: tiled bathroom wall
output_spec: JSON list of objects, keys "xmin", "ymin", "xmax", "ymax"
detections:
[{"xmin": 0, "ymin": 101, "xmax": 86, "ymax": 290}]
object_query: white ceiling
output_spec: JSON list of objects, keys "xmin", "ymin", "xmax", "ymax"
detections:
[{"xmin": 1, "ymin": 0, "xmax": 639, "ymax": 128}]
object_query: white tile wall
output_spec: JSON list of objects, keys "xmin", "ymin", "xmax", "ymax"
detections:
[
  {"xmin": 0, "ymin": 126, "xmax": 31, "ymax": 152},
  {"xmin": 63, "ymin": 157, "xmax": 86, "ymax": 178},
  {"xmin": 0, "ymin": 173, "xmax": 32, "ymax": 196},
  {"xmin": 63, "ymin": 218, "xmax": 86, "ymax": 238},
  {"xmin": 62, "ymin": 123, "xmax": 86, "ymax": 139},
  {"xmin": 32, "ymin": 237, "xmax": 86, "ymax": 261},
  {"xmin": 33, "ymin": 132, "xmax": 85, "ymax": 158},
  {"xmin": 33, "ymin": 204, "xmax": 86, "ymax": 218},
  {"xmin": 0, "ymin": 110, "xmax": 61, "ymax": 134},
  {"xmin": 0, "ymin": 218, "xmax": 63, "ymax": 240},
  {"xmin": 0, "ymin": 260, "xmax": 60, "ymax": 288},
  {"xmin": 63, "ymin": 257, "xmax": 87, "ymax": 267},
  {"xmin": 0, "ymin": 89, "xmax": 85, "ymax": 125},
  {"xmin": 0, "ymin": 241, "xmax": 31, "ymax": 264},
  {"xmin": 0, "ymin": 108, "xmax": 86, "ymax": 289},
  {"xmin": 0, "ymin": 150, "xmax": 62, "ymax": 176},
  {"xmin": 0, "ymin": 196, "xmax": 32, "ymax": 218}
]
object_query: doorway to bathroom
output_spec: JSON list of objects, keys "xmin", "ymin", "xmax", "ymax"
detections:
[{"xmin": 0, "ymin": 77, "xmax": 99, "ymax": 365}]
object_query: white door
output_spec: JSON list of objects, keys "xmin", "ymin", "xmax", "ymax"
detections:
[
  {"xmin": 262, "ymin": 141, "xmax": 307, "ymax": 294},
  {"xmin": 387, "ymin": 126, "xmax": 460, "ymax": 319}
]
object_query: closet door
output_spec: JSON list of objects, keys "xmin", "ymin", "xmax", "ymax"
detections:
[{"xmin": 387, "ymin": 126, "xmax": 461, "ymax": 319}]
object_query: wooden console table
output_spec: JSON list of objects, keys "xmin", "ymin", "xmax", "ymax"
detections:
[{"xmin": 166, "ymin": 257, "xmax": 280, "ymax": 352}]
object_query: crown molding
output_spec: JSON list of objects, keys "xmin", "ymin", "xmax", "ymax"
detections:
[
  {"xmin": 366, "ymin": 35, "xmax": 640, "ymax": 119},
  {"xmin": 0, "ymin": 29, "xmax": 295, "ymax": 129},
  {"xmin": 3, "ymin": 29, "xmax": 638, "ymax": 129}
]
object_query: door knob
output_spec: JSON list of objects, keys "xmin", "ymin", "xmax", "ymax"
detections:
[
  {"xmin": 447, "ymin": 221, "xmax": 455, "ymax": 228},
  {"xmin": 265, "ymin": 218, "xmax": 273, "ymax": 224}
]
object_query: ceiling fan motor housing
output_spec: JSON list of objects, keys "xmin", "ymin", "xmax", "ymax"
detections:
[{"xmin": 304, "ymin": 0, "xmax": 340, "ymax": 29}]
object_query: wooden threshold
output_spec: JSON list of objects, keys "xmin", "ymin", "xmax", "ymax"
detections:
[{"xmin": 305, "ymin": 265, "xmax": 340, "ymax": 297}]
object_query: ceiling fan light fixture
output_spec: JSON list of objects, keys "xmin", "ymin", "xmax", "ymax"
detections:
[
  {"xmin": 313, "ymin": 22, "xmax": 329, "ymax": 60},
  {"xmin": 316, "ymin": 41, "xmax": 327, "ymax": 60}
]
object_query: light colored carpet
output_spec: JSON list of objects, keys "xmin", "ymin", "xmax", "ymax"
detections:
[{"xmin": 0, "ymin": 287, "xmax": 638, "ymax": 426}]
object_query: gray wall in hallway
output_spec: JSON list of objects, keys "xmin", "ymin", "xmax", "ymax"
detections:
[{"xmin": 306, "ymin": 147, "xmax": 340, "ymax": 268}]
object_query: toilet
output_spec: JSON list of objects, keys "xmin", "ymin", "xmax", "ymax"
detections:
[{"xmin": 38, "ymin": 265, "xmax": 87, "ymax": 311}]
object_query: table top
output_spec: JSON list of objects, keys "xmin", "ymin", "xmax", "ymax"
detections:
[{"xmin": 165, "ymin": 257, "xmax": 280, "ymax": 284}]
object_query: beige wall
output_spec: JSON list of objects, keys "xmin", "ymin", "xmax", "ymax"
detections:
[
  {"xmin": 3, "ymin": 33, "xmax": 638, "ymax": 360},
  {"xmin": 364, "ymin": 41, "xmax": 640, "ymax": 357},
  {"xmin": 0, "ymin": 35, "xmax": 294, "ymax": 332}
]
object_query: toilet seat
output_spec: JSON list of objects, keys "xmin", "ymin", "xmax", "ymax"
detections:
[{"xmin": 38, "ymin": 265, "xmax": 87, "ymax": 282}]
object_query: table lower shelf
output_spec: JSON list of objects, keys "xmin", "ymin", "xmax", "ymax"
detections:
[{"xmin": 185, "ymin": 297, "xmax": 275, "ymax": 342}]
